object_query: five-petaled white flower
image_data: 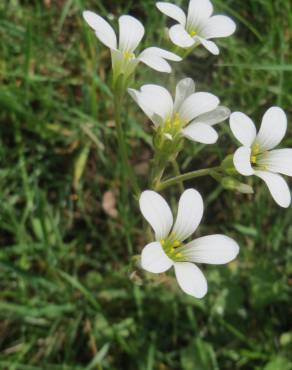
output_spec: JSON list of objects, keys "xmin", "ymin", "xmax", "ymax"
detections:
[
  {"xmin": 230, "ymin": 107, "xmax": 292, "ymax": 208},
  {"xmin": 82, "ymin": 11, "xmax": 181, "ymax": 79},
  {"xmin": 128, "ymin": 78, "xmax": 230, "ymax": 144},
  {"xmin": 156, "ymin": 0, "xmax": 236, "ymax": 55},
  {"xmin": 139, "ymin": 189, "xmax": 239, "ymax": 298}
]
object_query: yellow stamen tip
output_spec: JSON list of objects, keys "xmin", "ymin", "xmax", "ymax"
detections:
[{"xmin": 175, "ymin": 253, "xmax": 182, "ymax": 258}]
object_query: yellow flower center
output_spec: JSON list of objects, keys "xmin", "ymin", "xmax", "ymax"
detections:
[
  {"xmin": 160, "ymin": 233, "xmax": 184, "ymax": 261},
  {"xmin": 250, "ymin": 143, "xmax": 261, "ymax": 164},
  {"xmin": 163, "ymin": 113, "xmax": 185, "ymax": 137},
  {"xmin": 123, "ymin": 51, "xmax": 135, "ymax": 60},
  {"xmin": 189, "ymin": 30, "xmax": 197, "ymax": 37}
]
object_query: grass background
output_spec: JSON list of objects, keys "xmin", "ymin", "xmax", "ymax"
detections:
[{"xmin": 1, "ymin": 0, "xmax": 292, "ymax": 369}]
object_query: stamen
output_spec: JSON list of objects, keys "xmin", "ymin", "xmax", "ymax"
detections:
[
  {"xmin": 190, "ymin": 30, "xmax": 197, "ymax": 37},
  {"xmin": 251, "ymin": 155, "xmax": 257, "ymax": 164},
  {"xmin": 123, "ymin": 51, "xmax": 135, "ymax": 60}
]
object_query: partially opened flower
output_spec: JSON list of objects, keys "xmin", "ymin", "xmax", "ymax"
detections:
[
  {"xmin": 139, "ymin": 189, "xmax": 239, "ymax": 298},
  {"xmin": 230, "ymin": 107, "xmax": 292, "ymax": 208},
  {"xmin": 156, "ymin": 0, "xmax": 236, "ymax": 55},
  {"xmin": 129, "ymin": 77, "xmax": 230, "ymax": 144},
  {"xmin": 83, "ymin": 11, "xmax": 181, "ymax": 80}
]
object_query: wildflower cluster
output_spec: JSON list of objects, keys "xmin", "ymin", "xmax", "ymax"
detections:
[{"xmin": 83, "ymin": 0, "xmax": 291, "ymax": 298}]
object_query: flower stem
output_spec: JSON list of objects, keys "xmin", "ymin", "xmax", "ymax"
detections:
[
  {"xmin": 171, "ymin": 159, "xmax": 184, "ymax": 192},
  {"xmin": 113, "ymin": 91, "xmax": 139, "ymax": 195},
  {"xmin": 157, "ymin": 166, "xmax": 221, "ymax": 191}
]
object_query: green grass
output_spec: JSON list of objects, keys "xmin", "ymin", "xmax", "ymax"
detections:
[{"xmin": 1, "ymin": 0, "xmax": 292, "ymax": 369}]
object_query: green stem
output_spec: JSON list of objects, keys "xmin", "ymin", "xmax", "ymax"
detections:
[
  {"xmin": 150, "ymin": 150, "xmax": 169, "ymax": 191},
  {"xmin": 113, "ymin": 92, "xmax": 139, "ymax": 195},
  {"xmin": 171, "ymin": 160, "xmax": 184, "ymax": 193},
  {"xmin": 157, "ymin": 166, "xmax": 221, "ymax": 191}
]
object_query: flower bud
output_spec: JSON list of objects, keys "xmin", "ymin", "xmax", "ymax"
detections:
[{"xmin": 221, "ymin": 177, "xmax": 254, "ymax": 194}]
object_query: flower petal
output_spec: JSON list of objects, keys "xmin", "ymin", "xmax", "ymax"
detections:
[
  {"xmin": 139, "ymin": 190, "xmax": 173, "ymax": 240},
  {"xmin": 174, "ymin": 262, "xmax": 207, "ymax": 298},
  {"xmin": 183, "ymin": 122, "xmax": 218, "ymax": 144},
  {"xmin": 138, "ymin": 53, "xmax": 172, "ymax": 73},
  {"xmin": 233, "ymin": 146, "xmax": 255, "ymax": 176},
  {"xmin": 192, "ymin": 106, "xmax": 230, "ymax": 126},
  {"xmin": 169, "ymin": 24, "xmax": 195, "ymax": 48},
  {"xmin": 257, "ymin": 149, "xmax": 292, "ymax": 176},
  {"xmin": 201, "ymin": 15, "xmax": 236, "ymax": 39},
  {"xmin": 141, "ymin": 242, "xmax": 173, "ymax": 273},
  {"xmin": 255, "ymin": 107, "xmax": 287, "ymax": 152},
  {"xmin": 118, "ymin": 15, "xmax": 144, "ymax": 52},
  {"xmin": 178, "ymin": 92, "xmax": 219, "ymax": 123},
  {"xmin": 173, "ymin": 78, "xmax": 196, "ymax": 112},
  {"xmin": 140, "ymin": 47, "xmax": 182, "ymax": 61},
  {"xmin": 255, "ymin": 171, "xmax": 291, "ymax": 208},
  {"xmin": 229, "ymin": 112, "xmax": 257, "ymax": 146},
  {"xmin": 156, "ymin": 2, "xmax": 186, "ymax": 26},
  {"xmin": 172, "ymin": 189, "xmax": 204, "ymax": 242},
  {"xmin": 186, "ymin": 0, "xmax": 213, "ymax": 30},
  {"xmin": 195, "ymin": 36, "xmax": 219, "ymax": 55},
  {"xmin": 127, "ymin": 88, "xmax": 163, "ymax": 127},
  {"xmin": 83, "ymin": 11, "xmax": 117, "ymax": 49},
  {"xmin": 182, "ymin": 235, "xmax": 239, "ymax": 264},
  {"xmin": 140, "ymin": 85, "xmax": 174, "ymax": 121}
]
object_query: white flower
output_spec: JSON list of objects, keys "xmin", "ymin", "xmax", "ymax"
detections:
[
  {"xmin": 230, "ymin": 107, "xmax": 292, "ymax": 208},
  {"xmin": 82, "ymin": 11, "xmax": 181, "ymax": 78},
  {"xmin": 139, "ymin": 189, "xmax": 239, "ymax": 298},
  {"xmin": 156, "ymin": 0, "xmax": 236, "ymax": 55},
  {"xmin": 128, "ymin": 78, "xmax": 230, "ymax": 144}
]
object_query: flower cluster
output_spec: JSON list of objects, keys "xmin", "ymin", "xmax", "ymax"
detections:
[{"xmin": 83, "ymin": 0, "xmax": 291, "ymax": 298}]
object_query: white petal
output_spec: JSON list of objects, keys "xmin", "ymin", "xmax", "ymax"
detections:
[
  {"xmin": 201, "ymin": 15, "xmax": 236, "ymax": 39},
  {"xmin": 233, "ymin": 146, "xmax": 255, "ymax": 176},
  {"xmin": 139, "ymin": 190, "xmax": 173, "ymax": 240},
  {"xmin": 140, "ymin": 47, "xmax": 182, "ymax": 61},
  {"xmin": 183, "ymin": 122, "xmax": 218, "ymax": 144},
  {"xmin": 182, "ymin": 235, "xmax": 239, "ymax": 264},
  {"xmin": 258, "ymin": 149, "xmax": 292, "ymax": 176},
  {"xmin": 118, "ymin": 15, "xmax": 144, "ymax": 52},
  {"xmin": 195, "ymin": 36, "xmax": 219, "ymax": 55},
  {"xmin": 169, "ymin": 24, "xmax": 195, "ymax": 48},
  {"xmin": 255, "ymin": 171, "xmax": 291, "ymax": 208},
  {"xmin": 127, "ymin": 88, "xmax": 163, "ymax": 127},
  {"xmin": 229, "ymin": 112, "xmax": 257, "ymax": 146},
  {"xmin": 174, "ymin": 262, "xmax": 207, "ymax": 298},
  {"xmin": 178, "ymin": 92, "xmax": 219, "ymax": 123},
  {"xmin": 255, "ymin": 107, "xmax": 287, "ymax": 152},
  {"xmin": 172, "ymin": 189, "xmax": 203, "ymax": 242},
  {"xmin": 141, "ymin": 242, "xmax": 173, "ymax": 273},
  {"xmin": 186, "ymin": 0, "xmax": 213, "ymax": 30},
  {"xmin": 140, "ymin": 85, "xmax": 174, "ymax": 121},
  {"xmin": 173, "ymin": 78, "xmax": 196, "ymax": 112},
  {"xmin": 138, "ymin": 53, "xmax": 172, "ymax": 73},
  {"xmin": 192, "ymin": 106, "xmax": 230, "ymax": 126},
  {"xmin": 156, "ymin": 2, "xmax": 186, "ymax": 26},
  {"xmin": 83, "ymin": 11, "xmax": 117, "ymax": 49}
]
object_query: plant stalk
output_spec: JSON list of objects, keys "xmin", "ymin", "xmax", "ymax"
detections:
[{"xmin": 157, "ymin": 166, "xmax": 221, "ymax": 191}]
